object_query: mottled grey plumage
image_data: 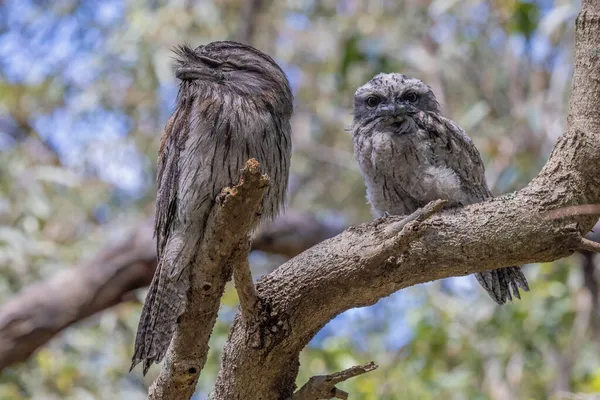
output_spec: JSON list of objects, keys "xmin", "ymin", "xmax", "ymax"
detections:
[
  {"xmin": 352, "ymin": 73, "xmax": 529, "ymax": 304},
  {"xmin": 131, "ymin": 41, "xmax": 293, "ymax": 374}
]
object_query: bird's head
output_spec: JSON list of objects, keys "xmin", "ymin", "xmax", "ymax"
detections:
[
  {"xmin": 174, "ymin": 41, "xmax": 292, "ymax": 115},
  {"xmin": 352, "ymin": 73, "xmax": 440, "ymax": 135}
]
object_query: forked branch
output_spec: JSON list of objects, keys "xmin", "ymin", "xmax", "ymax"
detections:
[{"xmin": 149, "ymin": 159, "xmax": 269, "ymax": 400}]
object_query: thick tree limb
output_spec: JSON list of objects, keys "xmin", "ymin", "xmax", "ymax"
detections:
[
  {"xmin": 209, "ymin": 3, "xmax": 600, "ymax": 398},
  {"xmin": 210, "ymin": 198, "xmax": 591, "ymax": 398},
  {"xmin": 0, "ymin": 223, "xmax": 156, "ymax": 372},
  {"xmin": 148, "ymin": 159, "xmax": 269, "ymax": 400},
  {"xmin": 291, "ymin": 362, "xmax": 378, "ymax": 400},
  {"xmin": 1, "ymin": 197, "xmax": 590, "ymax": 373}
]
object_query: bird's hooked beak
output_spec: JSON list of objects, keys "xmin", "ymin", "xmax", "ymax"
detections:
[
  {"xmin": 378, "ymin": 103, "xmax": 409, "ymax": 119},
  {"xmin": 375, "ymin": 103, "xmax": 415, "ymax": 134}
]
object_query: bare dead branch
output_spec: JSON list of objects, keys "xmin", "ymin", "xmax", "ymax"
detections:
[
  {"xmin": 210, "ymin": 192, "xmax": 593, "ymax": 398},
  {"xmin": 291, "ymin": 362, "xmax": 378, "ymax": 400},
  {"xmin": 148, "ymin": 159, "xmax": 269, "ymax": 400},
  {"xmin": 212, "ymin": 201, "xmax": 458, "ymax": 398}
]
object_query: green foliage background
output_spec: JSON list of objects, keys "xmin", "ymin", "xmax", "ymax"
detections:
[{"xmin": 0, "ymin": 0, "xmax": 596, "ymax": 399}]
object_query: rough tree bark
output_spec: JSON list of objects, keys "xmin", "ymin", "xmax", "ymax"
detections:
[{"xmin": 209, "ymin": 2, "xmax": 600, "ymax": 398}]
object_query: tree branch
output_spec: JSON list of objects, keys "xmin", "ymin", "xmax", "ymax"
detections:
[
  {"xmin": 211, "ymin": 196, "xmax": 595, "ymax": 399},
  {"xmin": 148, "ymin": 159, "xmax": 269, "ymax": 400},
  {"xmin": 232, "ymin": 240, "xmax": 259, "ymax": 323},
  {"xmin": 0, "ymin": 208, "xmax": 343, "ymax": 372},
  {"xmin": 291, "ymin": 362, "xmax": 378, "ymax": 400},
  {"xmin": 231, "ymin": 239, "xmax": 264, "ymax": 348},
  {"xmin": 1, "ymin": 4, "xmax": 600, "ymax": 399},
  {"xmin": 0, "ymin": 223, "xmax": 156, "ymax": 372},
  {"xmin": 210, "ymin": 3, "xmax": 600, "ymax": 398},
  {"xmin": 1, "ymin": 200, "xmax": 594, "ymax": 375}
]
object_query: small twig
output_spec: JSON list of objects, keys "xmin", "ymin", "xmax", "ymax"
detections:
[
  {"xmin": 231, "ymin": 240, "xmax": 260, "ymax": 322},
  {"xmin": 580, "ymin": 238, "xmax": 600, "ymax": 253},
  {"xmin": 291, "ymin": 362, "xmax": 378, "ymax": 400}
]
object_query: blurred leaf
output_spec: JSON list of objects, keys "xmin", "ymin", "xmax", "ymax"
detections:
[
  {"xmin": 338, "ymin": 33, "xmax": 367, "ymax": 90},
  {"xmin": 507, "ymin": 1, "xmax": 541, "ymax": 39}
]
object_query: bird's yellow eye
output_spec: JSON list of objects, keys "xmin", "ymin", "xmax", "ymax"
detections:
[
  {"xmin": 366, "ymin": 96, "xmax": 381, "ymax": 107},
  {"xmin": 404, "ymin": 92, "xmax": 418, "ymax": 103}
]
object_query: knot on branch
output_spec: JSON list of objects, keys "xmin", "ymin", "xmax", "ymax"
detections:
[
  {"xmin": 148, "ymin": 360, "xmax": 201, "ymax": 399},
  {"xmin": 245, "ymin": 298, "xmax": 290, "ymax": 349},
  {"xmin": 576, "ymin": 10, "xmax": 600, "ymax": 32}
]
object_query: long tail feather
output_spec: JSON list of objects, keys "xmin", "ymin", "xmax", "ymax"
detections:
[
  {"xmin": 475, "ymin": 266, "xmax": 529, "ymax": 305},
  {"xmin": 130, "ymin": 257, "xmax": 189, "ymax": 375}
]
